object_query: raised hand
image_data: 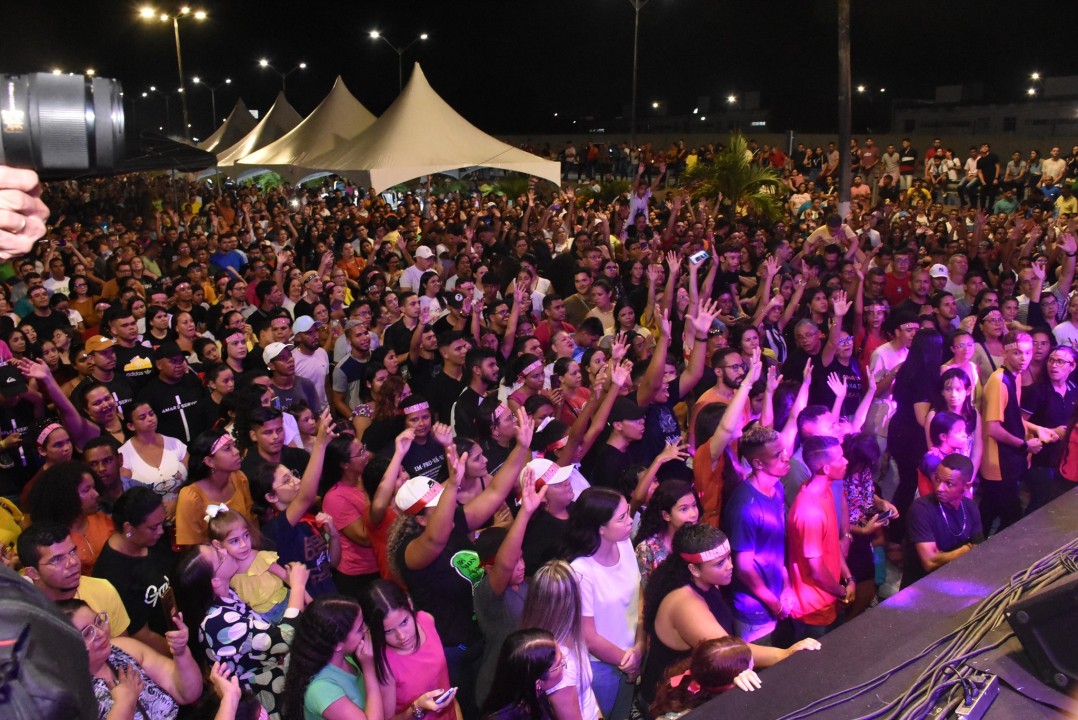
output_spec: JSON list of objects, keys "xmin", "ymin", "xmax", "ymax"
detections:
[
  {"xmin": 764, "ymin": 255, "xmax": 780, "ymax": 278},
  {"xmin": 832, "ymin": 290, "xmax": 851, "ymax": 317},
  {"xmin": 611, "ymin": 334, "xmax": 628, "ymax": 363},
  {"xmin": 519, "ymin": 466, "xmax": 548, "ymax": 515},
  {"xmin": 395, "ymin": 427, "xmax": 416, "ymax": 456},
  {"xmin": 514, "ymin": 407, "xmax": 535, "ymax": 449},
  {"xmin": 746, "ymin": 347, "xmax": 763, "ymax": 385},
  {"xmin": 826, "ymin": 372, "xmax": 848, "ymax": 399},
  {"xmin": 432, "ymin": 422, "xmax": 453, "ymax": 448},
  {"xmin": 690, "ymin": 298, "xmax": 720, "ymax": 336},
  {"xmin": 611, "ymin": 359, "xmax": 634, "ymax": 388},
  {"xmin": 765, "ymin": 366, "xmax": 782, "ymax": 395},
  {"xmin": 315, "ymin": 408, "xmax": 337, "ymax": 444},
  {"xmin": 802, "ymin": 357, "xmax": 814, "ymax": 384}
]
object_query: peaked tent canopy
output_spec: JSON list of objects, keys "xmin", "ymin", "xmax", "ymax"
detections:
[
  {"xmin": 309, "ymin": 63, "xmax": 561, "ymax": 192},
  {"xmin": 215, "ymin": 92, "xmax": 303, "ymax": 168},
  {"xmin": 234, "ymin": 76, "xmax": 376, "ymax": 184},
  {"xmin": 197, "ymin": 99, "xmax": 258, "ymax": 154}
]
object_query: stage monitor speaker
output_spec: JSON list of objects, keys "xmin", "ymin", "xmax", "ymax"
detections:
[{"xmin": 1005, "ymin": 573, "xmax": 1078, "ymax": 692}]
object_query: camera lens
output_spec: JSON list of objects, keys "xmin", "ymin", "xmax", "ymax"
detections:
[{"xmin": 0, "ymin": 72, "xmax": 124, "ymax": 176}]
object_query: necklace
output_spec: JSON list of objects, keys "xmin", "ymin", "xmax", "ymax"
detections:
[{"xmin": 937, "ymin": 500, "xmax": 967, "ymax": 537}]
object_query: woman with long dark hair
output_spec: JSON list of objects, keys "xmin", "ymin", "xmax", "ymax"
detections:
[
  {"xmin": 29, "ymin": 461, "xmax": 114, "ymax": 574},
  {"xmin": 640, "ymin": 524, "xmax": 816, "ymax": 706},
  {"xmin": 558, "ymin": 487, "xmax": 641, "ymax": 720},
  {"xmin": 481, "ymin": 629, "xmax": 563, "ymax": 720},
  {"xmin": 648, "ymin": 637, "xmax": 753, "ymax": 720},
  {"xmin": 173, "ymin": 429, "xmax": 254, "ymax": 547},
  {"xmin": 887, "ymin": 328, "xmax": 943, "ymax": 532},
  {"xmin": 319, "ymin": 433, "xmax": 378, "ymax": 597},
  {"xmin": 359, "ymin": 579, "xmax": 461, "ymax": 720},
  {"xmin": 280, "ymin": 595, "xmax": 383, "ymax": 720},
  {"xmin": 632, "ymin": 480, "xmax": 699, "ymax": 586}
]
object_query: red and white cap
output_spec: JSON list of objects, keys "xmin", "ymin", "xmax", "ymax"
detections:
[
  {"xmin": 394, "ymin": 475, "xmax": 443, "ymax": 515},
  {"xmin": 522, "ymin": 458, "xmax": 573, "ymax": 491}
]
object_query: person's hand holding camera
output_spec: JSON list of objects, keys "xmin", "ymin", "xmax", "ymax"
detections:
[{"xmin": 0, "ymin": 166, "xmax": 48, "ymax": 260}]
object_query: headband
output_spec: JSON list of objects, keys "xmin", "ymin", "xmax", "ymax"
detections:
[
  {"xmin": 545, "ymin": 435, "xmax": 569, "ymax": 453},
  {"xmin": 210, "ymin": 434, "xmax": 232, "ymax": 456},
  {"xmin": 1003, "ymin": 342, "xmax": 1020, "ymax": 350},
  {"xmin": 679, "ymin": 540, "xmax": 731, "ymax": 565},
  {"xmin": 36, "ymin": 422, "xmax": 63, "ymax": 447},
  {"xmin": 403, "ymin": 401, "xmax": 429, "ymax": 416},
  {"xmin": 493, "ymin": 404, "xmax": 511, "ymax": 421},
  {"xmin": 519, "ymin": 360, "xmax": 543, "ymax": 378},
  {"xmin": 204, "ymin": 503, "xmax": 229, "ymax": 523},
  {"xmin": 669, "ymin": 669, "xmax": 734, "ymax": 695}
]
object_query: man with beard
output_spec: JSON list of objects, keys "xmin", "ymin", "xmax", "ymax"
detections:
[
  {"xmin": 452, "ymin": 348, "xmax": 500, "ymax": 439},
  {"xmin": 135, "ymin": 342, "xmax": 207, "ymax": 443},
  {"xmin": 689, "ymin": 347, "xmax": 747, "ymax": 446},
  {"xmin": 78, "ymin": 335, "xmax": 136, "ymax": 416},
  {"xmin": 291, "ymin": 316, "xmax": 329, "ymax": 413}
]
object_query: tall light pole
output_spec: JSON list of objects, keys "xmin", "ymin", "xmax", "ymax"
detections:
[
  {"xmin": 368, "ymin": 31, "xmax": 429, "ymax": 92},
  {"xmin": 258, "ymin": 59, "xmax": 306, "ymax": 93},
  {"xmin": 627, "ymin": 0, "xmax": 651, "ymax": 146},
  {"xmin": 837, "ymin": 0, "xmax": 852, "ymax": 218},
  {"xmin": 139, "ymin": 6, "xmax": 206, "ymax": 141},
  {"xmin": 192, "ymin": 76, "xmax": 231, "ymax": 128}
]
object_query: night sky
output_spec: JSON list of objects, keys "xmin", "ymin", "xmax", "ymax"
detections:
[{"xmin": 2, "ymin": 1, "xmax": 1071, "ymax": 140}]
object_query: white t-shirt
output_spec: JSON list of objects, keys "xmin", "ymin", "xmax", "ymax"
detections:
[
  {"xmin": 1054, "ymin": 321, "xmax": 1078, "ymax": 348},
  {"xmin": 571, "ymin": 539, "xmax": 641, "ymax": 656},
  {"xmin": 399, "ymin": 264, "xmax": 425, "ymax": 293},
  {"xmin": 119, "ymin": 436, "xmax": 188, "ymax": 507},
  {"xmin": 293, "ymin": 347, "xmax": 330, "ymax": 413},
  {"xmin": 867, "ymin": 342, "xmax": 909, "ymax": 437},
  {"xmin": 547, "ymin": 643, "xmax": 600, "ymax": 720}
]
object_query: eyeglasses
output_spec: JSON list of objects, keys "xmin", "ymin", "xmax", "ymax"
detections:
[
  {"xmin": 900, "ymin": 324, "xmax": 920, "ymax": 332},
  {"xmin": 722, "ymin": 363, "xmax": 749, "ymax": 373},
  {"xmin": 78, "ymin": 612, "xmax": 110, "ymax": 644},
  {"xmin": 837, "ymin": 336, "xmax": 855, "ymax": 346},
  {"xmin": 983, "ymin": 317, "xmax": 1005, "ymax": 324},
  {"xmin": 1048, "ymin": 357, "xmax": 1075, "ymax": 366},
  {"xmin": 42, "ymin": 546, "xmax": 79, "ymax": 569}
]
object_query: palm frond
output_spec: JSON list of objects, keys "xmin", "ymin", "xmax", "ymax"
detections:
[{"xmin": 677, "ymin": 132, "xmax": 786, "ymax": 221}]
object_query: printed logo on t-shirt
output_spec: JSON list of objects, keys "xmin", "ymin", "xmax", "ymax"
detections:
[{"xmin": 449, "ymin": 550, "xmax": 485, "ymax": 587}]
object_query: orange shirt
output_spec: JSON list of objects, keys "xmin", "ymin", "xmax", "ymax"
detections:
[{"xmin": 74, "ymin": 512, "xmax": 115, "ymax": 575}]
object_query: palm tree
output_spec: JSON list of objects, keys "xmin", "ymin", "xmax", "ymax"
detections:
[{"xmin": 678, "ymin": 133, "xmax": 786, "ymax": 221}]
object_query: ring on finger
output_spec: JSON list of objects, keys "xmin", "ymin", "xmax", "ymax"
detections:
[{"xmin": 10, "ymin": 215, "xmax": 26, "ymax": 235}]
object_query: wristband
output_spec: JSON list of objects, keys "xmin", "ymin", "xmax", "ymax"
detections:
[
  {"xmin": 1020, "ymin": 440, "xmax": 1029, "ymax": 451},
  {"xmin": 695, "ymin": 335, "xmax": 708, "ymax": 341},
  {"xmin": 1066, "ymin": 252, "xmax": 1077, "ymax": 258}
]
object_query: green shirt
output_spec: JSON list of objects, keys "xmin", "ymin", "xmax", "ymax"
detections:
[{"xmin": 304, "ymin": 657, "xmax": 367, "ymax": 720}]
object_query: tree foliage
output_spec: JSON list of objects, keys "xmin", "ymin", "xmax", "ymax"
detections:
[{"xmin": 677, "ymin": 133, "xmax": 786, "ymax": 221}]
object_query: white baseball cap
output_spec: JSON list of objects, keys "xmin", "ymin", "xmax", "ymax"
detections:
[{"xmin": 395, "ymin": 476, "xmax": 442, "ymax": 515}]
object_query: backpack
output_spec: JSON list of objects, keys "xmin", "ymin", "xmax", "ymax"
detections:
[{"xmin": 0, "ymin": 565, "xmax": 96, "ymax": 719}]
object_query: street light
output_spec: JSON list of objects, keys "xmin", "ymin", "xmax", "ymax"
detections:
[
  {"xmin": 726, "ymin": 94, "xmax": 737, "ymax": 104},
  {"xmin": 368, "ymin": 30, "xmax": 429, "ymax": 93},
  {"xmin": 138, "ymin": 5, "xmax": 206, "ymax": 141},
  {"xmin": 192, "ymin": 76, "xmax": 231, "ymax": 127},
  {"xmin": 86, "ymin": 69, "xmax": 96, "ymax": 77},
  {"xmin": 856, "ymin": 84, "xmax": 866, "ymax": 93},
  {"xmin": 258, "ymin": 59, "xmax": 306, "ymax": 93},
  {"xmin": 626, "ymin": 0, "xmax": 652, "ymax": 146},
  {"xmin": 1031, "ymin": 71, "xmax": 1041, "ymax": 81}
]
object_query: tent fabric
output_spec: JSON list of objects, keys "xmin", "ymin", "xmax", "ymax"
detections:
[
  {"xmin": 215, "ymin": 92, "xmax": 303, "ymax": 168},
  {"xmin": 308, "ymin": 64, "xmax": 561, "ymax": 192},
  {"xmin": 234, "ymin": 76, "xmax": 376, "ymax": 184},
  {"xmin": 197, "ymin": 99, "xmax": 258, "ymax": 154}
]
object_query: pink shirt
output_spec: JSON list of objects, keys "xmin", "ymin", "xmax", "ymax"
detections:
[
  {"xmin": 386, "ymin": 611, "xmax": 453, "ymax": 717},
  {"xmin": 322, "ymin": 482, "xmax": 378, "ymax": 575}
]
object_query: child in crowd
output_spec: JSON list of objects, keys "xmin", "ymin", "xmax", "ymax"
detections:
[{"xmin": 208, "ymin": 507, "xmax": 293, "ymax": 622}]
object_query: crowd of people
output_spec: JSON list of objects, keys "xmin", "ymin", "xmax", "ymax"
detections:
[{"xmin": 0, "ymin": 133, "xmax": 1076, "ymax": 720}]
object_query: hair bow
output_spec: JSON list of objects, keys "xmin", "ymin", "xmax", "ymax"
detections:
[
  {"xmin": 204, "ymin": 503, "xmax": 230, "ymax": 523},
  {"xmin": 668, "ymin": 670, "xmax": 701, "ymax": 694}
]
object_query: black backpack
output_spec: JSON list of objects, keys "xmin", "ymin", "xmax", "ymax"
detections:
[{"xmin": 0, "ymin": 564, "xmax": 96, "ymax": 719}]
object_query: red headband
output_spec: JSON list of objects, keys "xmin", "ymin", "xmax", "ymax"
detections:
[{"xmin": 679, "ymin": 541, "xmax": 731, "ymax": 564}]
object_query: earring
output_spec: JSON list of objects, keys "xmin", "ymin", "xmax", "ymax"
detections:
[
  {"xmin": 125, "ymin": 532, "xmax": 132, "ymax": 538},
  {"xmin": 535, "ymin": 679, "xmax": 542, "ymax": 696}
]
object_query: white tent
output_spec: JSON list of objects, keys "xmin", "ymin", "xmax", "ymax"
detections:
[
  {"xmin": 309, "ymin": 63, "xmax": 561, "ymax": 191},
  {"xmin": 215, "ymin": 92, "xmax": 303, "ymax": 168},
  {"xmin": 197, "ymin": 99, "xmax": 257, "ymax": 154},
  {"xmin": 234, "ymin": 76, "xmax": 376, "ymax": 183}
]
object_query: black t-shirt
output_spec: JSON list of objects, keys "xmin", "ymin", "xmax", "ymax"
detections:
[
  {"xmin": 425, "ymin": 370, "xmax": 466, "ymax": 426},
  {"xmin": 400, "ymin": 437, "xmax": 447, "ymax": 483},
  {"xmin": 452, "ymin": 387, "xmax": 494, "ymax": 439},
  {"xmin": 113, "ymin": 342, "xmax": 156, "ymax": 394},
  {"xmin": 809, "ymin": 357, "xmax": 863, "ymax": 418},
  {"xmin": 1021, "ymin": 379, "xmax": 1078, "ymax": 469},
  {"xmin": 405, "ymin": 355, "xmax": 440, "ymax": 398},
  {"xmin": 135, "ymin": 374, "xmax": 207, "ymax": 443},
  {"xmin": 240, "ymin": 446, "xmax": 311, "ymax": 486},
  {"xmin": 384, "ymin": 319, "xmax": 418, "ymax": 356},
  {"xmin": 261, "ymin": 512, "xmax": 336, "ymax": 597},
  {"xmin": 364, "ymin": 416, "xmax": 406, "ymax": 456},
  {"xmin": 901, "ymin": 495, "xmax": 982, "ymax": 588},
  {"xmin": 631, "ymin": 379, "xmax": 692, "ymax": 482},
  {"xmin": 92, "ymin": 538, "xmax": 177, "ymax": 636},
  {"xmin": 78, "ymin": 374, "xmax": 137, "ymax": 417},
  {"xmin": 894, "ymin": 298, "xmax": 928, "ymax": 317},
  {"xmin": 782, "ymin": 347, "xmax": 819, "ymax": 382},
  {"xmin": 521, "ymin": 509, "xmax": 567, "ymax": 576},
  {"xmin": 0, "ymin": 397, "xmax": 40, "ymax": 496},
  {"xmin": 585, "ymin": 443, "xmax": 633, "ymax": 498},
  {"xmin": 976, "ymin": 154, "xmax": 1001, "ymax": 183},
  {"xmin": 21, "ymin": 310, "xmax": 69, "ymax": 343},
  {"xmin": 480, "ymin": 438, "xmax": 513, "ymax": 476},
  {"xmin": 396, "ymin": 504, "xmax": 482, "ymax": 647}
]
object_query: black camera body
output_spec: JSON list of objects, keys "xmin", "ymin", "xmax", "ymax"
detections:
[{"xmin": 0, "ymin": 72, "xmax": 125, "ymax": 178}]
